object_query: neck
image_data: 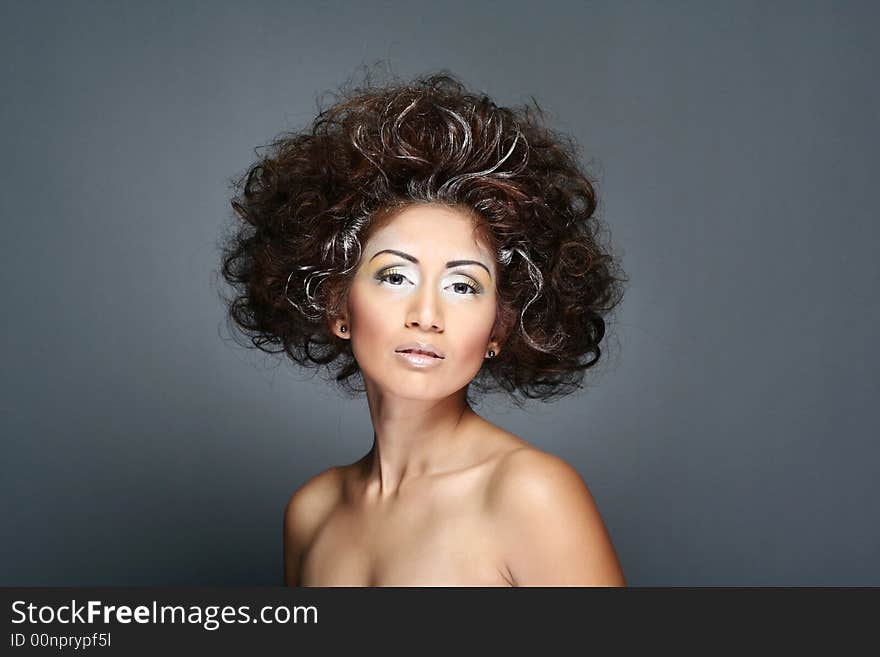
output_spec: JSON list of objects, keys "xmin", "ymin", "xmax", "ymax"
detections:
[{"xmin": 359, "ymin": 383, "xmax": 478, "ymax": 500}]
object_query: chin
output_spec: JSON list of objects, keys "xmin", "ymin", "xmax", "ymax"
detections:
[
  {"xmin": 364, "ymin": 373, "xmax": 456, "ymax": 402},
  {"xmin": 385, "ymin": 383, "xmax": 450, "ymax": 401}
]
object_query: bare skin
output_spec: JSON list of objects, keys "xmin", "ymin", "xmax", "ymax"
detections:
[
  {"xmin": 290, "ymin": 411, "xmax": 523, "ymax": 586},
  {"xmin": 283, "ymin": 204, "xmax": 626, "ymax": 587},
  {"xmin": 284, "ymin": 407, "xmax": 626, "ymax": 587}
]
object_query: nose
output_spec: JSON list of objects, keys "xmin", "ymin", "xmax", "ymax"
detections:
[{"xmin": 405, "ymin": 281, "xmax": 444, "ymax": 331}]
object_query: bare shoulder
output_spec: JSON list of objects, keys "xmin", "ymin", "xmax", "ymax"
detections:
[
  {"xmin": 486, "ymin": 447, "xmax": 590, "ymax": 509},
  {"xmin": 284, "ymin": 466, "xmax": 344, "ymax": 533},
  {"xmin": 486, "ymin": 447, "xmax": 627, "ymax": 587},
  {"xmin": 283, "ymin": 466, "xmax": 344, "ymax": 586}
]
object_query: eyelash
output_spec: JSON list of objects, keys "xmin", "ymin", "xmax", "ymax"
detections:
[{"xmin": 376, "ymin": 267, "xmax": 482, "ymax": 295}]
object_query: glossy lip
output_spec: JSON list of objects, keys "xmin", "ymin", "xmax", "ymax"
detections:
[
  {"xmin": 395, "ymin": 350, "xmax": 444, "ymax": 368},
  {"xmin": 394, "ymin": 341, "xmax": 445, "ymax": 359}
]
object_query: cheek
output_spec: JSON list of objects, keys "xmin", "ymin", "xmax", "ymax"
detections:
[
  {"xmin": 450, "ymin": 304, "xmax": 497, "ymax": 359},
  {"xmin": 347, "ymin": 280, "xmax": 496, "ymax": 364},
  {"xmin": 346, "ymin": 287, "xmax": 390, "ymax": 359}
]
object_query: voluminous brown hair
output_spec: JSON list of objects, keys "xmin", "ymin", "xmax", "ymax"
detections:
[{"xmin": 218, "ymin": 67, "xmax": 628, "ymax": 407}]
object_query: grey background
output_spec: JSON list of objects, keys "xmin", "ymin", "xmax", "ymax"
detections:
[{"xmin": 2, "ymin": 0, "xmax": 877, "ymax": 586}]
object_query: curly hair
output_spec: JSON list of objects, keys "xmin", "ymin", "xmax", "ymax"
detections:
[{"xmin": 218, "ymin": 67, "xmax": 628, "ymax": 407}]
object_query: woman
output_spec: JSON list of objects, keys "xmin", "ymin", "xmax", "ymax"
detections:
[{"xmin": 220, "ymin": 69, "xmax": 628, "ymax": 586}]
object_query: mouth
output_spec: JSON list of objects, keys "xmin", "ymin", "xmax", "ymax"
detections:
[
  {"xmin": 395, "ymin": 349, "xmax": 443, "ymax": 359},
  {"xmin": 394, "ymin": 350, "xmax": 444, "ymax": 368}
]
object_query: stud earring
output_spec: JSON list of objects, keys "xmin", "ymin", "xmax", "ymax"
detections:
[
  {"xmin": 340, "ymin": 325, "xmax": 347, "ymax": 333},
  {"xmin": 487, "ymin": 349, "xmax": 495, "ymax": 358}
]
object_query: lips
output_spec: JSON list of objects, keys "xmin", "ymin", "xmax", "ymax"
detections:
[
  {"xmin": 398, "ymin": 349, "xmax": 440, "ymax": 358},
  {"xmin": 394, "ymin": 342, "xmax": 445, "ymax": 359},
  {"xmin": 395, "ymin": 350, "xmax": 444, "ymax": 368}
]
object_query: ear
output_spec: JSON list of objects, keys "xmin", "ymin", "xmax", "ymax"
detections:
[{"xmin": 328, "ymin": 315, "xmax": 351, "ymax": 340}]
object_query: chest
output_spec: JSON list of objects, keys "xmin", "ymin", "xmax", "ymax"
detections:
[{"xmin": 299, "ymin": 497, "xmax": 511, "ymax": 587}]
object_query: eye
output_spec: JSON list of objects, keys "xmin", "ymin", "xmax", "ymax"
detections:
[
  {"xmin": 376, "ymin": 268, "xmax": 481, "ymax": 295},
  {"xmin": 376, "ymin": 268, "xmax": 410, "ymax": 287},
  {"xmin": 451, "ymin": 281, "xmax": 479, "ymax": 295}
]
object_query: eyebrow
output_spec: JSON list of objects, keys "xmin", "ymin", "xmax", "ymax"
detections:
[{"xmin": 369, "ymin": 249, "xmax": 492, "ymax": 279}]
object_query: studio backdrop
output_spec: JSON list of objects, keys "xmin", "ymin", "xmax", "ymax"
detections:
[{"xmin": 1, "ymin": 0, "xmax": 878, "ymax": 586}]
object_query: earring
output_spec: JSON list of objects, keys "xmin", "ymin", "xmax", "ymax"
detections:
[
  {"xmin": 487, "ymin": 349, "xmax": 495, "ymax": 358},
  {"xmin": 340, "ymin": 325, "xmax": 347, "ymax": 333}
]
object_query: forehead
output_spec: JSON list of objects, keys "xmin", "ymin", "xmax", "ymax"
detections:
[{"xmin": 364, "ymin": 204, "xmax": 494, "ymax": 263}]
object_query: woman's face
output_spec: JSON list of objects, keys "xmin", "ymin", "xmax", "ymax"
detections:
[{"xmin": 342, "ymin": 203, "xmax": 499, "ymax": 401}]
